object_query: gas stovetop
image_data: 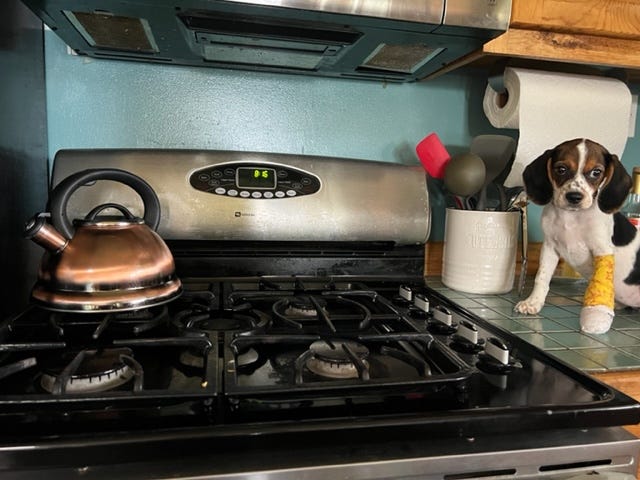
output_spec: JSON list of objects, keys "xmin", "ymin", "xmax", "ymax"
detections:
[
  {"xmin": 6, "ymin": 149, "xmax": 640, "ymax": 478},
  {"xmin": 1, "ymin": 275, "xmax": 638, "ymax": 440}
]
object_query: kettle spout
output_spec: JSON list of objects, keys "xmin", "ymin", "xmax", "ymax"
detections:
[{"xmin": 24, "ymin": 213, "xmax": 69, "ymax": 254}]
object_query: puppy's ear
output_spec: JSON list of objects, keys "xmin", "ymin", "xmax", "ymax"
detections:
[
  {"xmin": 522, "ymin": 149, "xmax": 554, "ymax": 205},
  {"xmin": 598, "ymin": 153, "xmax": 632, "ymax": 213}
]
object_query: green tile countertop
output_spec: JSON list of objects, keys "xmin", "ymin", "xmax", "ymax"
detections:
[{"xmin": 426, "ymin": 276, "xmax": 640, "ymax": 373}]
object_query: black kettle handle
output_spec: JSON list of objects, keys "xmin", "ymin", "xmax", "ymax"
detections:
[
  {"xmin": 84, "ymin": 203, "xmax": 136, "ymax": 221},
  {"xmin": 49, "ymin": 169, "xmax": 161, "ymax": 239}
]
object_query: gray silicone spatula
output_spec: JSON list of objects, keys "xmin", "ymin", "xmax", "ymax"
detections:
[{"xmin": 470, "ymin": 135, "xmax": 517, "ymax": 210}]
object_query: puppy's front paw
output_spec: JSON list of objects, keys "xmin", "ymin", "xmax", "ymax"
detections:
[
  {"xmin": 514, "ymin": 297, "xmax": 544, "ymax": 315},
  {"xmin": 580, "ymin": 305, "xmax": 614, "ymax": 334}
]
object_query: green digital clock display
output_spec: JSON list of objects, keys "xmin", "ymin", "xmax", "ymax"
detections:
[{"xmin": 237, "ymin": 167, "xmax": 277, "ymax": 190}]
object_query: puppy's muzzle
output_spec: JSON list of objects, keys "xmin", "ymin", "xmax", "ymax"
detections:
[{"xmin": 565, "ymin": 191, "xmax": 584, "ymax": 205}]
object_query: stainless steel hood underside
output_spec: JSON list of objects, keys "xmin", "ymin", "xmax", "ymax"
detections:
[{"xmin": 20, "ymin": 0, "xmax": 512, "ymax": 82}]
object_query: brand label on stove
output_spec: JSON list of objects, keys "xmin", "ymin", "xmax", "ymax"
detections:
[{"xmin": 234, "ymin": 211, "xmax": 256, "ymax": 218}]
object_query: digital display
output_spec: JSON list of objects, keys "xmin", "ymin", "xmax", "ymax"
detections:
[{"xmin": 237, "ymin": 167, "xmax": 277, "ymax": 190}]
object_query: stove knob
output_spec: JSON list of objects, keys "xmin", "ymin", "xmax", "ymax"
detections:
[
  {"xmin": 485, "ymin": 337, "xmax": 510, "ymax": 365},
  {"xmin": 413, "ymin": 293, "xmax": 429, "ymax": 312},
  {"xmin": 432, "ymin": 305, "xmax": 452, "ymax": 326},
  {"xmin": 399, "ymin": 285, "xmax": 413, "ymax": 302},
  {"xmin": 457, "ymin": 319, "xmax": 479, "ymax": 345}
]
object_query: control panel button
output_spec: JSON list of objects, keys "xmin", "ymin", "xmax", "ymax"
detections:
[
  {"xmin": 239, "ymin": 191, "xmax": 250, "ymax": 198},
  {"xmin": 301, "ymin": 177, "xmax": 312, "ymax": 185},
  {"xmin": 224, "ymin": 168, "xmax": 235, "ymax": 176},
  {"xmin": 208, "ymin": 179, "xmax": 220, "ymax": 187},
  {"xmin": 211, "ymin": 170, "xmax": 223, "ymax": 178},
  {"xmin": 275, "ymin": 191, "xmax": 285, "ymax": 198},
  {"xmin": 227, "ymin": 189, "xmax": 238, "ymax": 197},
  {"xmin": 214, "ymin": 187, "xmax": 226, "ymax": 195},
  {"xmin": 263, "ymin": 191, "xmax": 274, "ymax": 199},
  {"xmin": 292, "ymin": 182, "xmax": 303, "ymax": 190},
  {"xmin": 277, "ymin": 170, "xmax": 288, "ymax": 178},
  {"xmin": 286, "ymin": 190, "xmax": 297, "ymax": 197},
  {"xmin": 251, "ymin": 191, "xmax": 263, "ymax": 198},
  {"xmin": 198, "ymin": 173, "xmax": 210, "ymax": 182}
]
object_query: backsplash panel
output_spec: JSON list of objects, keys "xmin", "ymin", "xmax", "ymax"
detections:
[{"xmin": 43, "ymin": 31, "xmax": 640, "ymax": 242}]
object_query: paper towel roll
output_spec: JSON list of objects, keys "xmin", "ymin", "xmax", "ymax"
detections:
[{"xmin": 483, "ymin": 67, "xmax": 632, "ymax": 187}]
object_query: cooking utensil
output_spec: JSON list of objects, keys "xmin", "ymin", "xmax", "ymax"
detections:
[
  {"xmin": 503, "ymin": 185, "xmax": 525, "ymax": 211},
  {"xmin": 507, "ymin": 190, "xmax": 529, "ymax": 295},
  {"xmin": 469, "ymin": 135, "xmax": 517, "ymax": 210},
  {"xmin": 416, "ymin": 132, "xmax": 450, "ymax": 179},
  {"xmin": 443, "ymin": 152, "xmax": 486, "ymax": 201},
  {"xmin": 25, "ymin": 169, "xmax": 182, "ymax": 312}
]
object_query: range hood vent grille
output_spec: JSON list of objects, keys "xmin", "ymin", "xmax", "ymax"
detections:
[
  {"xmin": 64, "ymin": 11, "xmax": 158, "ymax": 53},
  {"xmin": 22, "ymin": 0, "xmax": 512, "ymax": 82},
  {"xmin": 360, "ymin": 44, "xmax": 444, "ymax": 74}
]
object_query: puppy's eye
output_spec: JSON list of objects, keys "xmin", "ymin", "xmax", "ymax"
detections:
[
  {"xmin": 554, "ymin": 165, "xmax": 568, "ymax": 176},
  {"xmin": 588, "ymin": 168, "xmax": 603, "ymax": 179}
]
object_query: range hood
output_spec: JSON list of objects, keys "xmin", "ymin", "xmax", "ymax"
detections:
[{"xmin": 22, "ymin": 0, "xmax": 512, "ymax": 82}]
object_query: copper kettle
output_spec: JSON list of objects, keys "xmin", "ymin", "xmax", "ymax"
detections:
[{"xmin": 25, "ymin": 169, "xmax": 182, "ymax": 312}]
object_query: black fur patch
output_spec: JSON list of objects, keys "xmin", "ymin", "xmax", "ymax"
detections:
[
  {"xmin": 624, "ymin": 254, "xmax": 640, "ymax": 285},
  {"xmin": 613, "ymin": 212, "xmax": 637, "ymax": 246},
  {"xmin": 612, "ymin": 213, "xmax": 640, "ymax": 285}
]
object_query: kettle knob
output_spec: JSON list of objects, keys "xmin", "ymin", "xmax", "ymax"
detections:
[{"xmin": 49, "ymin": 169, "xmax": 161, "ymax": 239}]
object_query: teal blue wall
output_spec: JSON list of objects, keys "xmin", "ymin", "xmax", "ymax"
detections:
[{"xmin": 44, "ymin": 31, "xmax": 640, "ymax": 242}]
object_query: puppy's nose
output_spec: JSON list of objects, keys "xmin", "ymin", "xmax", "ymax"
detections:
[{"xmin": 565, "ymin": 192, "xmax": 584, "ymax": 205}]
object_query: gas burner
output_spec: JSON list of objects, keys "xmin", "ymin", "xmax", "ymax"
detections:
[
  {"xmin": 40, "ymin": 347, "xmax": 143, "ymax": 394},
  {"xmin": 305, "ymin": 339, "xmax": 370, "ymax": 380},
  {"xmin": 177, "ymin": 307, "xmax": 270, "ymax": 334},
  {"xmin": 273, "ymin": 295, "xmax": 372, "ymax": 332},
  {"xmin": 182, "ymin": 310, "xmax": 271, "ymax": 334},
  {"xmin": 284, "ymin": 298, "xmax": 322, "ymax": 317}
]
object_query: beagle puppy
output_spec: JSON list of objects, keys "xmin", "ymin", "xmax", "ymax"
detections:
[{"xmin": 514, "ymin": 138, "xmax": 637, "ymax": 334}]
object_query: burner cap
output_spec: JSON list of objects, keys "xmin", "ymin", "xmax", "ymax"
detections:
[
  {"xmin": 285, "ymin": 298, "xmax": 322, "ymax": 317},
  {"xmin": 306, "ymin": 339, "xmax": 369, "ymax": 379},
  {"xmin": 40, "ymin": 348, "xmax": 135, "ymax": 394}
]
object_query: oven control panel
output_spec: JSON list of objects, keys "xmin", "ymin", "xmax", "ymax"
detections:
[{"xmin": 189, "ymin": 162, "xmax": 321, "ymax": 199}]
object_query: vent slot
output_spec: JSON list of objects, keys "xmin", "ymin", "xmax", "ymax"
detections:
[
  {"xmin": 444, "ymin": 469, "xmax": 517, "ymax": 479},
  {"xmin": 180, "ymin": 12, "xmax": 361, "ymax": 45},
  {"xmin": 539, "ymin": 458, "xmax": 613, "ymax": 471}
]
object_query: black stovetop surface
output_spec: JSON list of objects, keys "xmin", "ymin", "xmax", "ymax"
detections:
[{"xmin": 0, "ymin": 275, "xmax": 638, "ymax": 441}]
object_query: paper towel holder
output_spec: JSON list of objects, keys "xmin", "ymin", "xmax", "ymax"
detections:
[{"xmin": 488, "ymin": 59, "xmax": 510, "ymax": 106}]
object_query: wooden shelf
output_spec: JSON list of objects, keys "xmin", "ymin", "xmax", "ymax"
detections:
[
  {"xmin": 424, "ymin": 0, "xmax": 640, "ymax": 83},
  {"xmin": 510, "ymin": 0, "xmax": 640, "ymax": 40}
]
